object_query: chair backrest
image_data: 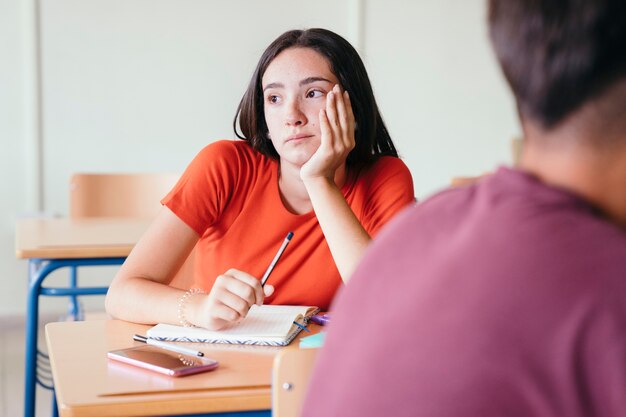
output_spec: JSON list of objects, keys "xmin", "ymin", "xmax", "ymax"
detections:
[
  {"xmin": 511, "ymin": 136, "xmax": 524, "ymax": 167},
  {"xmin": 450, "ymin": 137, "xmax": 525, "ymax": 187},
  {"xmin": 272, "ymin": 347, "xmax": 320, "ymax": 417},
  {"xmin": 450, "ymin": 175, "xmax": 486, "ymax": 187},
  {"xmin": 69, "ymin": 172, "xmax": 195, "ymax": 289},
  {"xmin": 69, "ymin": 173, "xmax": 180, "ymax": 219}
]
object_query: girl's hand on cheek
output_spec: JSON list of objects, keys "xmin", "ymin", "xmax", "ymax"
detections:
[{"xmin": 300, "ymin": 84, "xmax": 355, "ymax": 182}]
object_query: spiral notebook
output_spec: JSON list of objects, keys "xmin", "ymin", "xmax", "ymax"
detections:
[{"xmin": 146, "ymin": 305, "xmax": 319, "ymax": 346}]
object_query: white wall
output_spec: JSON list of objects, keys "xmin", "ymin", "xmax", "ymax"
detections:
[
  {"xmin": 1, "ymin": 0, "xmax": 30, "ymax": 316},
  {"xmin": 364, "ymin": 0, "xmax": 518, "ymax": 192},
  {"xmin": 0, "ymin": 0, "xmax": 519, "ymax": 316}
]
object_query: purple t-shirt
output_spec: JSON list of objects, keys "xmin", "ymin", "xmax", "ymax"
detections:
[{"xmin": 302, "ymin": 167, "xmax": 626, "ymax": 417}]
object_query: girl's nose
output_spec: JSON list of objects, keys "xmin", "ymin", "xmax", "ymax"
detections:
[{"xmin": 285, "ymin": 100, "xmax": 306, "ymax": 126}]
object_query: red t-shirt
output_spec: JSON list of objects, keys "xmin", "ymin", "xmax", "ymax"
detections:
[{"xmin": 162, "ymin": 140, "xmax": 414, "ymax": 310}]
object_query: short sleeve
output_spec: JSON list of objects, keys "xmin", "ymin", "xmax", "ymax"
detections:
[
  {"xmin": 356, "ymin": 157, "xmax": 415, "ymax": 236},
  {"xmin": 161, "ymin": 140, "xmax": 242, "ymax": 235}
]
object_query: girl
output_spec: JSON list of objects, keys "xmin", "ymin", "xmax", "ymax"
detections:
[{"xmin": 105, "ymin": 28, "xmax": 414, "ymax": 330}]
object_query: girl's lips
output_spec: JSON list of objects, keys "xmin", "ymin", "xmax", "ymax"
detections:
[{"xmin": 286, "ymin": 134, "xmax": 314, "ymax": 142}]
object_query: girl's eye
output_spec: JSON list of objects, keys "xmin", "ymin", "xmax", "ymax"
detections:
[
  {"xmin": 267, "ymin": 95, "xmax": 280, "ymax": 104},
  {"xmin": 306, "ymin": 90, "xmax": 324, "ymax": 99}
]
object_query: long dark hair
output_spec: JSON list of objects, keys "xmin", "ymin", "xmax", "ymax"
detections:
[{"xmin": 233, "ymin": 28, "xmax": 398, "ymax": 173}]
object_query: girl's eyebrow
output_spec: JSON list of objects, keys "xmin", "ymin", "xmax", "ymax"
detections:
[
  {"xmin": 263, "ymin": 76, "xmax": 333, "ymax": 92},
  {"xmin": 299, "ymin": 76, "xmax": 333, "ymax": 86}
]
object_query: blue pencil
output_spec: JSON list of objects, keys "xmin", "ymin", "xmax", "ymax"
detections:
[{"xmin": 260, "ymin": 232, "xmax": 294, "ymax": 287}]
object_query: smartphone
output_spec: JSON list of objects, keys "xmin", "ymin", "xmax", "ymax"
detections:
[{"xmin": 107, "ymin": 345, "xmax": 219, "ymax": 377}]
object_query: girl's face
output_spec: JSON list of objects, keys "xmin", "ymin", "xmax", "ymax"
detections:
[{"xmin": 262, "ymin": 47, "xmax": 340, "ymax": 169}]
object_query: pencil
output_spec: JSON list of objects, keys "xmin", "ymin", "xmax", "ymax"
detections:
[
  {"xmin": 260, "ymin": 231, "xmax": 294, "ymax": 287},
  {"xmin": 133, "ymin": 334, "xmax": 204, "ymax": 357}
]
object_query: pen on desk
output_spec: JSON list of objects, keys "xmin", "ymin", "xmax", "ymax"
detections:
[
  {"xmin": 133, "ymin": 334, "xmax": 204, "ymax": 357},
  {"xmin": 260, "ymin": 231, "xmax": 294, "ymax": 287}
]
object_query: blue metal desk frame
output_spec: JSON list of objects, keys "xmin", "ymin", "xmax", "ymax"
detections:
[
  {"xmin": 24, "ymin": 257, "xmax": 121, "ymax": 417},
  {"xmin": 24, "ymin": 258, "xmax": 271, "ymax": 417}
]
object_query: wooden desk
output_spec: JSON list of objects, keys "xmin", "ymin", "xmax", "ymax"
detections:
[
  {"xmin": 45, "ymin": 319, "xmax": 321, "ymax": 417},
  {"xmin": 15, "ymin": 218, "xmax": 151, "ymax": 417},
  {"xmin": 16, "ymin": 217, "xmax": 150, "ymax": 259}
]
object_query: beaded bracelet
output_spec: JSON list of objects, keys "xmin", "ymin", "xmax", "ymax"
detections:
[{"xmin": 177, "ymin": 288, "xmax": 205, "ymax": 327}]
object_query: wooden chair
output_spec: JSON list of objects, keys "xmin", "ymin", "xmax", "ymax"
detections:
[
  {"xmin": 69, "ymin": 173, "xmax": 179, "ymax": 218},
  {"xmin": 511, "ymin": 136, "xmax": 524, "ymax": 167},
  {"xmin": 38, "ymin": 173, "xmax": 192, "ymax": 417},
  {"xmin": 67, "ymin": 173, "xmax": 195, "ymax": 313},
  {"xmin": 450, "ymin": 175, "xmax": 488, "ymax": 187},
  {"xmin": 451, "ymin": 137, "xmax": 525, "ymax": 187},
  {"xmin": 272, "ymin": 347, "xmax": 320, "ymax": 417}
]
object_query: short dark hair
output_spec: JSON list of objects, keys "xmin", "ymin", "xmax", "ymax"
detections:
[
  {"xmin": 488, "ymin": 0, "xmax": 626, "ymax": 129},
  {"xmin": 233, "ymin": 28, "xmax": 398, "ymax": 173}
]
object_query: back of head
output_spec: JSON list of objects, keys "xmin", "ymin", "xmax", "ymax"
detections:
[{"xmin": 488, "ymin": 0, "xmax": 626, "ymax": 131}]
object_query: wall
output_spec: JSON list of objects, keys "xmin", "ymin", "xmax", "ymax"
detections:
[
  {"xmin": 1, "ymin": 0, "xmax": 30, "ymax": 316},
  {"xmin": 0, "ymin": 0, "xmax": 519, "ymax": 316}
]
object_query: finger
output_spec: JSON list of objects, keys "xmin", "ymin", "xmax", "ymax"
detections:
[
  {"xmin": 222, "ymin": 277, "xmax": 259, "ymax": 308},
  {"xmin": 263, "ymin": 284, "xmax": 275, "ymax": 298},
  {"xmin": 218, "ymin": 289, "xmax": 253, "ymax": 318},
  {"xmin": 342, "ymin": 91, "xmax": 356, "ymax": 151},
  {"xmin": 224, "ymin": 268, "xmax": 265, "ymax": 305},
  {"xmin": 325, "ymin": 90, "xmax": 339, "ymax": 129},
  {"xmin": 209, "ymin": 282, "xmax": 251, "ymax": 316},
  {"xmin": 329, "ymin": 85, "xmax": 349, "ymax": 150},
  {"xmin": 334, "ymin": 87, "xmax": 348, "ymax": 131},
  {"xmin": 319, "ymin": 109, "xmax": 332, "ymax": 148},
  {"xmin": 211, "ymin": 300, "xmax": 245, "ymax": 324}
]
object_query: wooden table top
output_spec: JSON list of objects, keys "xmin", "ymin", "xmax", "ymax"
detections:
[
  {"xmin": 45, "ymin": 319, "xmax": 321, "ymax": 417},
  {"xmin": 15, "ymin": 218, "xmax": 151, "ymax": 259}
]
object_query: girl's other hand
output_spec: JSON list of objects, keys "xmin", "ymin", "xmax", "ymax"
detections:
[{"xmin": 300, "ymin": 84, "xmax": 355, "ymax": 182}]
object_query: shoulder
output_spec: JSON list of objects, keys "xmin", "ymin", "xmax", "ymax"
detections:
[
  {"xmin": 364, "ymin": 156, "xmax": 411, "ymax": 176},
  {"xmin": 194, "ymin": 139, "xmax": 261, "ymax": 162},
  {"xmin": 346, "ymin": 157, "xmax": 415, "ymax": 232},
  {"xmin": 188, "ymin": 140, "xmax": 271, "ymax": 174},
  {"xmin": 354, "ymin": 156, "xmax": 413, "ymax": 188}
]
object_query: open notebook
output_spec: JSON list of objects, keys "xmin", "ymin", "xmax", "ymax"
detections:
[{"xmin": 147, "ymin": 305, "xmax": 319, "ymax": 346}]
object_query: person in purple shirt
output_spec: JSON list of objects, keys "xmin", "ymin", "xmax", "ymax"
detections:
[{"xmin": 301, "ymin": 1, "xmax": 626, "ymax": 416}]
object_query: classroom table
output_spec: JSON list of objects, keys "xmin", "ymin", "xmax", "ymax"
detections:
[
  {"xmin": 15, "ymin": 217, "xmax": 151, "ymax": 417},
  {"xmin": 45, "ymin": 319, "xmax": 321, "ymax": 417}
]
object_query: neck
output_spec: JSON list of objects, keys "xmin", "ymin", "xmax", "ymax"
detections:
[
  {"xmin": 277, "ymin": 161, "xmax": 348, "ymax": 215},
  {"xmin": 520, "ymin": 123, "xmax": 626, "ymax": 230}
]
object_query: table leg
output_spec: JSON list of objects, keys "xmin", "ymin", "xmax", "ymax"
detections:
[
  {"xmin": 23, "ymin": 258, "xmax": 123, "ymax": 417},
  {"xmin": 24, "ymin": 259, "xmax": 45, "ymax": 417},
  {"xmin": 67, "ymin": 266, "xmax": 81, "ymax": 320}
]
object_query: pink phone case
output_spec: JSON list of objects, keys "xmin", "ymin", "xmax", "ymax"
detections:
[{"xmin": 107, "ymin": 345, "xmax": 219, "ymax": 377}]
